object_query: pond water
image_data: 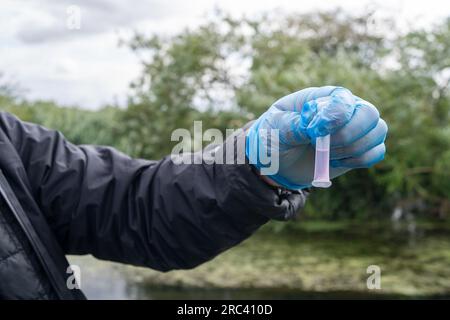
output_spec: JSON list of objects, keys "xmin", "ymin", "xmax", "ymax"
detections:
[{"xmin": 68, "ymin": 220, "xmax": 450, "ymax": 299}]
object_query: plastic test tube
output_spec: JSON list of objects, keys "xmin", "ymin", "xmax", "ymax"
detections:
[{"xmin": 312, "ymin": 134, "xmax": 332, "ymax": 188}]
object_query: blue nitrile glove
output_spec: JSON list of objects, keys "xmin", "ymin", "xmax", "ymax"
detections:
[{"xmin": 246, "ymin": 86, "xmax": 388, "ymax": 190}]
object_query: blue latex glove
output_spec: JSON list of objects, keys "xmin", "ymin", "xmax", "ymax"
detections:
[{"xmin": 246, "ymin": 86, "xmax": 388, "ymax": 190}]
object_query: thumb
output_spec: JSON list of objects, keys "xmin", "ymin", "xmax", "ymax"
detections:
[
  {"xmin": 272, "ymin": 86, "xmax": 343, "ymax": 112},
  {"xmin": 303, "ymin": 87, "xmax": 356, "ymax": 139},
  {"xmin": 267, "ymin": 109, "xmax": 309, "ymax": 147}
]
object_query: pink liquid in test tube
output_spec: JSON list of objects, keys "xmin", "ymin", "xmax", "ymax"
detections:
[{"xmin": 312, "ymin": 134, "xmax": 332, "ymax": 188}]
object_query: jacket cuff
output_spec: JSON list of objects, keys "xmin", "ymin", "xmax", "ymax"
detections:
[{"xmin": 204, "ymin": 124, "xmax": 309, "ymax": 221}]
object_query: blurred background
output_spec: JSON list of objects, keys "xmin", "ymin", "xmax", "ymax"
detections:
[{"xmin": 1, "ymin": 0, "xmax": 450, "ymax": 299}]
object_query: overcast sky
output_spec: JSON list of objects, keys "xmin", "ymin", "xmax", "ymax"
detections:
[{"xmin": 1, "ymin": 0, "xmax": 449, "ymax": 109}]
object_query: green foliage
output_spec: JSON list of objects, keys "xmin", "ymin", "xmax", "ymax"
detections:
[
  {"xmin": 1, "ymin": 99, "xmax": 125, "ymax": 150},
  {"xmin": 1, "ymin": 9, "xmax": 449, "ymax": 220}
]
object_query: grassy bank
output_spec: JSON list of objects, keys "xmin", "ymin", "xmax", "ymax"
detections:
[{"xmin": 69, "ymin": 220, "xmax": 450, "ymax": 299}]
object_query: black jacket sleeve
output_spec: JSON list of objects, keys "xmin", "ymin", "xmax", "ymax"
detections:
[{"xmin": 0, "ymin": 111, "xmax": 308, "ymax": 271}]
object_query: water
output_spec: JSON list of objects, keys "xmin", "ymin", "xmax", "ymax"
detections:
[
  {"xmin": 312, "ymin": 135, "xmax": 331, "ymax": 188},
  {"xmin": 68, "ymin": 220, "xmax": 450, "ymax": 299},
  {"xmin": 312, "ymin": 149, "xmax": 331, "ymax": 187}
]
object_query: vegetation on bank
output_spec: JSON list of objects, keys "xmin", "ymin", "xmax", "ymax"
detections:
[{"xmin": 69, "ymin": 220, "xmax": 450, "ymax": 298}]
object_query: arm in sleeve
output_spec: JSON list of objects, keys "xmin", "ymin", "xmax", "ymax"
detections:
[{"xmin": 0, "ymin": 112, "xmax": 308, "ymax": 271}]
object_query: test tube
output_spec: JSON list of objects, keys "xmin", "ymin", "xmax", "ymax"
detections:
[{"xmin": 312, "ymin": 134, "xmax": 332, "ymax": 188}]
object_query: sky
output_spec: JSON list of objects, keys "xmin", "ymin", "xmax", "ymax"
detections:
[{"xmin": 1, "ymin": 0, "xmax": 449, "ymax": 109}]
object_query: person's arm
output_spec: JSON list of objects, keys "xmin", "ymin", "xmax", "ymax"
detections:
[{"xmin": 0, "ymin": 112, "xmax": 306, "ymax": 271}]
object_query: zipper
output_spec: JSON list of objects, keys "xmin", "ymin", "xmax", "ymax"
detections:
[{"xmin": 0, "ymin": 170, "xmax": 73, "ymax": 300}]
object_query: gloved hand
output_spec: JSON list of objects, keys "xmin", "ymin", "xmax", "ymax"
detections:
[{"xmin": 246, "ymin": 86, "xmax": 388, "ymax": 190}]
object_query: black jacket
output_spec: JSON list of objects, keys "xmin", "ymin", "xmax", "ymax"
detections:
[{"xmin": 0, "ymin": 111, "xmax": 308, "ymax": 299}]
